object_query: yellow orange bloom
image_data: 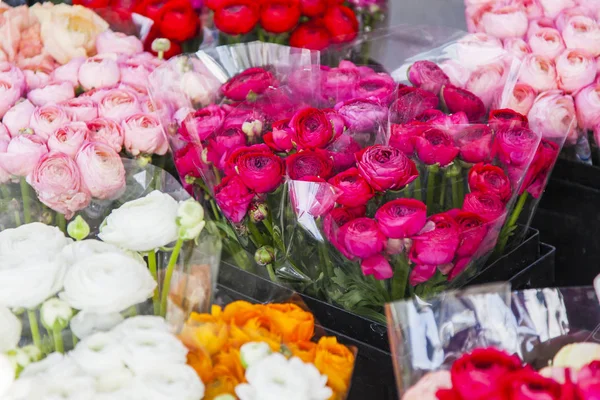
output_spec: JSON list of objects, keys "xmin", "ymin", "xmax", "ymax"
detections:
[
  {"xmin": 288, "ymin": 341, "xmax": 317, "ymax": 363},
  {"xmin": 180, "ymin": 313, "xmax": 228, "ymax": 356},
  {"xmin": 222, "ymin": 301, "xmax": 264, "ymax": 325},
  {"xmin": 212, "ymin": 348, "xmax": 245, "ymax": 384},
  {"xmin": 314, "ymin": 337, "xmax": 355, "ymax": 396},
  {"xmin": 187, "ymin": 350, "xmax": 213, "ymax": 384},
  {"xmin": 204, "ymin": 375, "xmax": 239, "ymax": 400},
  {"xmin": 264, "ymin": 303, "xmax": 315, "ymax": 342},
  {"xmin": 242, "ymin": 316, "xmax": 282, "ymax": 352}
]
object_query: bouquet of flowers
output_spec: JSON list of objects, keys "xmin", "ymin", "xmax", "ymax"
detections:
[
  {"xmin": 463, "ymin": 0, "xmax": 598, "ymax": 164},
  {"xmin": 387, "ymin": 283, "xmax": 600, "ymax": 399},
  {"xmin": 180, "ymin": 300, "xmax": 356, "ymax": 400},
  {"xmin": 149, "ymin": 39, "xmax": 559, "ymax": 322}
]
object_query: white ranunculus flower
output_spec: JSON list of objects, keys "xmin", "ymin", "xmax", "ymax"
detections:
[
  {"xmin": 60, "ymin": 239, "xmax": 145, "ymax": 266},
  {"xmin": 59, "ymin": 253, "xmax": 157, "ymax": 314},
  {"xmin": 133, "ymin": 364, "xmax": 205, "ymax": 400},
  {"xmin": 20, "ymin": 352, "xmax": 82, "ymax": 380},
  {"xmin": 0, "ymin": 260, "xmax": 67, "ymax": 309},
  {"xmin": 41, "ymin": 298, "xmax": 73, "ymax": 330},
  {"xmin": 112, "ymin": 316, "xmax": 171, "ymax": 337},
  {"xmin": 0, "ymin": 354, "xmax": 15, "ymax": 398},
  {"xmin": 70, "ymin": 311, "xmax": 124, "ymax": 340},
  {"xmin": 36, "ymin": 375, "xmax": 96, "ymax": 400},
  {"xmin": 0, "ymin": 306, "xmax": 21, "ymax": 352},
  {"xmin": 176, "ymin": 199, "xmax": 205, "ymax": 241},
  {"xmin": 98, "ymin": 191, "xmax": 179, "ymax": 252},
  {"xmin": 70, "ymin": 332, "xmax": 125, "ymax": 376},
  {"xmin": 92, "ymin": 365, "xmax": 135, "ymax": 399},
  {"xmin": 235, "ymin": 353, "xmax": 332, "ymax": 400},
  {"xmin": 240, "ymin": 342, "xmax": 272, "ymax": 369},
  {"xmin": 121, "ymin": 331, "xmax": 188, "ymax": 374},
  {"xmin": 4, "ymin": 377, "xmax": 34, "ymax": 400}
]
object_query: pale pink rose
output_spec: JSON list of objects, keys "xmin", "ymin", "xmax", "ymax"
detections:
[
  {"xmin": 575, "ymin": 83, "xmax": 600, "ymax": 129},
  {"xmin": 47, "ymin": 121, "xmax": 89, "ymax": 158},
  {"xmin": 465, "ymin": 4, "xmax": 489, "ymax": 33},
  {"xmin": 86, "ymin": 117, "xmax": 124, "ymax": 153},
  {"xmin": 528, "ymin": 90, "xmax": 578, "ymax": 144},
  {"xmin": 0, "ymin": 79, "xmax": 21, "ymax": 119},
  {"xmin": 495, "ymin": 82, "xmax": 538, "ymax": 115},
  {"xmin": 122, "ymin": 113, "xmax": 168, "ymax": 156},
  {"xmin": 23, "ymin": 69, "xmax": 50, "ymax": 91},
  {"xmin": 457, "ymin": 33, "xmax": 505, "ymax": 70},
  {"xmin": 480, "ymin": 4, "xmax": 529, "ymax": 38},
  {"xmin": 77, "ymin": 55, "xmax": 121, "ymax": 91},
  {"xmin": 0, "ymin": 123, "xmax": 10, "ymax": 143},
  {"xmin": 0, "ymin": 135, "xmax": 47, "ymax": 176},
  {"xmin": 96, "ymin": 30, "xmax": 143, "ymax": 56},
  {"xmin": 27, "ymin": 152, "xmax": 91, "ymax": 219},
  {"xmin": 79, "ymin": 87, "xmax": 113, "ymax": 104},
  {"xmin": 555, "ymin": 7, "xmax": 593, "ymax": 31},
  {"xmin": 402, "ymin": 371, "xmax": 452, "ymax": 400},
  {"xmin": 562, "ymin": 16, "xmax": 600, "ymax": 57},
  {"xmin": 0, "ymin": 62, "xmax": 26, "ymax": 96},
  {"xmin": 60, "ymin": 97, "xmax": 98, "ymax": 121},
  {"xmin": 466, "ymin": 63, "xmax": 507, "ymax": 109},
  {"xmin": 3, "ymin": 100, "xmax": 35, "ymax": 137},
  {"xmin": 520, "ymin": 0, "xmax": 544, "ymax": 18},
  {"xmin": 29, "ymin": 105, "xmax": 70, "ymax": 141},
  {"xmin": 118, "ymin": 83, "xmax": 148, "ymax": 99},
  {"xmin": 526, "ymin": 17, "xmax": 557, "ymax": 38},
  {"xmin": 50, "ymin": 57, "xmax": 84, "ymax": 87},
  {"xmin": 140, "ymin": 97, "xmax": 156, "ymax": 114},
  {"xmin": 118, "ymin": 60, "xmax": 151, "ymax": 91},
  {"xmin": 556, "ymin": 48, "xmax": 596, "ymax": 93},
  {"xmin": 503, "ymin": 38, "xmax": 532, "ymax": 59},
  {"xmin": 129, "ymin": 52, "xmax": 163, "ymax": 70},
  {"xmin": 539, "ymin": 0, "xmax": 576, "ymax": 18},
  {"xmin": 519, "ymin": 54, "xmax": 558, "ymax": 92},
  {"xmin": 27, "ymin": 82, "xmax": 75, "ymax": 107},
  {"xmin": 0, "ymin": 49, "xmax": 6, "ymax": 63},
  {"xmin": 98, "ymin": 89, "xmax": 141, "ymax": 122},
  {"xmin": 529, "ymin": 28, "xmax": 566, "ymax": 59},
  {"xmin": 75, "ymin": 141, "xmax": 125, "ymax": 199}
]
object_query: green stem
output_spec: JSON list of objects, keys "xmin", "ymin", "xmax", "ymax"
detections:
[
  {"xmin": 14, "ymin": 211, "xmax": 21, "ymax": 227},
  {"xmin": 247, "ymin": 222, "xmax": 267, "ymax": 248},
  {"xmin": 56, "ymin": 213, "xmax": 66, "ymax": 233},
  {"xmin": 317, "ymin": 242, "xmax": 333, "ymax": 279},
  {"xmin": 496, "ymin": 192, "xmax": 529, "ymax": 255},
  {"xmin": 451, "ymin": 176, "xmax": 460, "ymax": 209},
  {"xmin": 153, "ymin": 163, "xmax": 162, "ymax": 191},
  {"xmin": 28, "ymin": 310, "xmax": 41, "ymax": 349},
  {"xmin": 413, "ymin": 176, "xmax": 422, "ymax": 201},
  {"xmin": 391, "ymin": 255, "xmax": 409, "ymax": 300},
  {"xmin": 263, "ymin": 218, "xmax": 284, "ymax": 251},
  {"xmin": 209, "ymin": 199, "xmax": 221, "ymax": 222},
  {"xmin": 212, "ymin": 166, "xmax": 222, "ymax": 185},
  {"xmin": 72, "ymin": 335, "xmax": 78, "ymax": 347},
  {"xmin": 52, "ymin": 325, "xmax": 64, "ymax": 353},
  {"xmin": 266, "ymin": 263, "xmax": 278, "ymax": 282},
  {"xmin": 0, "ymin": 185, "xmax": 9, "ymax": 199},
  {"xmin": 148, "ymin": 250, "xmax": 160, "ymax": 315},
  {"xmin": 426, "ymin": 165, "xmax": 439, "ymax": 212},
  {"xmin": 438, "ymin": 175, "xmax": 447, "ymax": 208},
  {"xmin": 20, "ymin": 178, "xmax": 31, "ymax": 224},
  {"xmin": 160, "ymin": 237, "xmax": 185, "ymax": 317}
]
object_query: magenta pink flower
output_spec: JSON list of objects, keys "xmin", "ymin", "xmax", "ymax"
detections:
[{"xmin": 361, "ymin": 254, "xmax": 393, "ymax": 280}]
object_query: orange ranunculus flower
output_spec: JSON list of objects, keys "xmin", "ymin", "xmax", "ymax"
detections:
[
  {"xmin": 187, "ymin": 350, "xmax": 213, "ymax": 384},
  {"xmin": 264, "ymin": 303, "xmax": 315, "ymax": 342},
  {"xmin": 212, "ymin": 348, "xmax": 245, "ymax": 384},
  {"xmin": 203, "ymin": 375, "xmax": 239, "ymax": 400},
  {"xmin": 314, "ymin": 337, "xmax": 355, "ymax": 396},
  {"xmin": 288, "ymin": 340, "xmax": 317, "ymax": 363},
  {"xmin": 210, "ymin": 304, "xmax": 223, "ymax": 319},
  {"xmin": 180, "ymin": 314, "xmax": 229, "ymax": 356},
  {"xmin": 221, "ymin": 301, "xmax": 264, "ymax": 325},
  {"xmin": 242, "ymin": 316, "xmax": 282, "ymax": 352}
]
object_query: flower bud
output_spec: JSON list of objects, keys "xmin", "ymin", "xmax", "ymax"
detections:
[
  {"xmin": 386, "ymin": 238, "xmax": 405, "ymax": 255},
  {"xmin": 249, "ymin": 202, "xmax": 268, "ymax": 223},
  {"xmin": 240, "ymin": 342, "xmax": 272, "ymax": 369},
  {"xmin": 18, "ymin": 127, "xmax": 34, "ymax": 135},
  {"xmin": 21, "ymin": 345, "xmax": 42, "ymax": 363},
  {"xmin": 136, "ymin": 154, "xmax": 153, "ymax": 168},
  {"xmin": 242, "ymin": 120, "xmax": 263, "ymax": 139},
  {"xmin": 6, "ymin": 348, "xmax": 30, "ymax": 370},
  {"xmin": 67, "ymin": 215, "xmax": 90, "ymax": 241},
  {"xmin": 40, "ymin": 298, "xmax": 73, "ymax": 331},
  {"xmin": 185, "ymin": 175, "xmax": 197, "ymax": 185},
  {"xmin": 177, "ymin": 199, "xmax": 206, "ymax": 241},
  {"xmin": 39, "ymin": 211, "xmax": 54, "ymax": 225},
  {"xmin": 214, "ymin": 395, "xmax": 236, "ymax": 400},
  {"xmin": 254, "ymin": 246, "xmax": 275, "ymax": 266},
  {"xmin": 151, "ymin": 38, "xmax": 171, "ymax": 54},
  {"xmin": 445, "ymin": 163, "xmax": 462, "ymax": 178}
]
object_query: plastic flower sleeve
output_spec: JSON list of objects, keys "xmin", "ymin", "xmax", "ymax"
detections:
[{"xmin": 386, "ymin": 284, "xmax": 600, "ymax": 396}]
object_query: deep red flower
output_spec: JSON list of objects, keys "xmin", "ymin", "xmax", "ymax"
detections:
[
  {"xmin": 323, "ymin": 5, "xmax": 358, "ymax": 44},
  {"xmin": 73, "ymin": 0, "xmax": 111, "ymax": 8},
  {"xmin": 299, "ymin": 0, "xmax": 327, "ymax": 16},
  {"xmin": 214, "ymin": 0, "xmax": 260, "ymax": 36},
  {"xmin": 260, "ymin": 0, "xmax": 301, "ymax": 34},
  {"xmin": 144, "ymin": 25, "xmax": 183, "ymax": 58},
  {"xmin": 156, "ymin": 0, "xmax": 199, "ymax": 42},
  {"xmin": 289, "ymin": 22, "xmax": 330, "ymax": 50}
]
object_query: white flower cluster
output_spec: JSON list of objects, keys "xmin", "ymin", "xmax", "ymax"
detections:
[{"xmin": 3, "ymin": 316, "xmax": 205, "ymax": 400}]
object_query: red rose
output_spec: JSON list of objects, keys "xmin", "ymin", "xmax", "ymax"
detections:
[
  {"xmin": 290, "ymin": 22, "xmax": 331, "ymax": 51},
  {"xmin": 286, "ymin": 149, "xmax": 334, "ymax": 180},
  {"xmin": 520, "ymin": 139, "xmax": 559, "ymax": 198},
  {"xmin": 389, "ymin": 86, "xmax": 439, "ymax": 124},
  {"xmin": 410, "ymin": 213, "xmax": 460, "ymax": 266},
  {"xmin": 493, "ymin": 125, "xmax": 540, "ymax": 168},
  {"xmin": 73, "ymin": 0, "xmax": 110, "ymax": 8},
  {"xmin": 356, "ymin": 145, "xmax": 419, "ymax": 192},
  {"xmin": 214, "ymin": 0, "xmax": 260, "ymax": 36},
  {"xmin": 328, "ymin": 167, "xmax": 374, "ymax": 207},
  {"xmin": 468, "ymin": 163, "xmax": 512, "ymax": 202},
  {"xmin": 375, "ymin": 199, "xmax": 427, "ymax": 239},
  {"xmin": 323, "ymin": 5, "xmax": 358, "ymax": 44},
  {"xmin": 389, "ymin": 122, "xmax": 428, "ymax": 155},
  {"xmin": 441, "ymin": 85, "xmax": 486, "ymax": 122},
  {"xmin": 462, "ymin": 191, "xmax": 506, "ymax": 222},
  {"xmin": 408, "ymin": 60, "xmax": 451, "ymax": 95},
  {"xmin": 263, "ymin": 119, "xmax": 294, "ymax": 152},
  {"xmin": 231, "ymin": 145, "xmax": 285, "ymax": 193},
  {"xmin": 326, "ymin": 134, "xmax": 361, "ymax": 173},
  {"xmin": 488, "ymin": 108, "xmax": 529, "ymax": 131},
  {"xmin": 214, "ymin": 175, "xmax": 255, "ymax": 223},
  {"xmin": 260, "ymin": 0, "xmax": 301, "ymax": 34},
  {"xmin": 414, "ymin": 128, "xmax": 459, "ymax": 166},
  {"xmin": 221, "ymin": 67, "xmax": 276, "ymax": 102},
  {"xmin": 289, "ymin": 176, "xmax": 338, "ymax": 218},
  {"xmin": 501, "ymin": 370, "xmax": 567, "ymax": 400},
  {"xmin": 339, "ymin": 217, "xmax": 386, "ymax": 259},
  {"xmin": 361, "ymin": 254, "xmax": 393, "ymax": 280},
  {"xmin": 206, "ymin": 126, "xmax": 247, "ymax": 169},
  {"xmin": 156, "ymin": 0, "xmax": 199, "ymax": 42},
  {"xmin": 450, "ymin": 210, "xmax": 489, "ymax": 258},
  {"xmin": 290, "ymin": 107, "xmax": 334, "ymax": 149},
  {"xmin": 299, "ymin": 0, "xmax": 327, "ymax": 16},
  {"xmin": 456, "ymin": 124, "xmax": 493, "ymax": 164}
]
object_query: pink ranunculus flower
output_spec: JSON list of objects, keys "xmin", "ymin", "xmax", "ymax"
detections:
[
  {"xmin": 575, "ymin": 83, "xmax": 600, "ymax": 130},
  {"xmin": 562, "ymin": 16, "xmax": 600, "ymax": 57},
  {"xmin": 526, "ymin": 17, "xmax": 557, "ymax": 38},
  {"xmin": 528, "ymin": 90, "xmax": 578, "ymax": 144},
  {"xmin": 339, "ymin": 217, "xmax": 386, "ymax": 259},
  {"xmin": 27, "ymin": 152, "xmax": 91, "ymax": 219},
  {"xmin": 29, "ymin": 104, "xmax": 70, "ymax": 141},
  {"xmin": 361, "ymin": 254, "xmax": 393, "ymax": 280},
  {"xmin": 50, "ymin": 57, "xmax": 85, "ymax": 87},
  {"xmin": 27, "ymin": 82, "xmax": 75, "ymax": 107},
  {"xmin": 503, "ymin": 38, "xmax": 532, "ymax": 60},
  {"xmin": 118, "ymin": 60, "xmax": 151, "ymax": 91},
  {"xmin": 521, "ymin": 0, "xmax": 544, "ymax": 19},
  {"xmin": 0, "ymin": 135, "xmax": 48, "ymax": 177},
  {"xmin": 3, "ymin": 100, "xmax": 35, "ymax": 137},
  {"xmin": 556, "ymin": 48, "xmax": 596, "ymax": 93},
  {"xmin": 0, "ymin": 79, "xmax": 21, "ymax": 119},
  {"xmin": 495, "ymin": 83, "xmax": 537, "ymax": 116},
  {"xmin": 47, "ymin": 121, "xmax": 89, "ymax": 158},
  {"xmin": 0, "ymin": 63, "xmax": 26, "ymax": 96},
  {"xmin": 122, "ymin": 113, "xmax": 168, "ymax": 156},
  {"xmin": 375, "ymin": 198, "xmax": 427, "ymax": 239},
  {"xmin": 480, "ymin": 4, "xmax": 529, "ymax": 39},
  {"xmin": 456, "ymin": 33, "xmax": 505, "ymax": 70},
  {"xmin": 409, "ymin": 263, "xmax": 437, "ymax": 286},
  {"xmin": 518, "ymin": 54, "xmax": 558, "ymax": 92},
  {"xmin": 60, "ymin": 97, "xmax": 98, "ymax": 121},
  {"xmin": 96, "ymin": 30, "xmax": 143, "ymax": 56},
  {"xmin": 23, "ymin": 69, "xmax": 50, "ymax": 91},
  {"xmin": 528, "ymin": 28, "xmax": 565, "ymax": 59},
  {"xmin": 465, "ymin": 62, "xmax": 507, "ymax": 110},
  {"xmin": 98, "ymin": 89, "xmax": 141, "ymax": 122},
  {"xmin": 78, "ymin": 55, "xmax": 121, "ymax": 91},
  {"xmin": 539, "ymin": 0, "xmax": 576, "ymax": 18},
  {"xmin": 555, "ymin": 6, "xmax": 593, "ymax": 31},
  {"xmin": 410, "ymin": 213, "xmax": 460, "ymax": 266},
  {"xmin": 75, "ymin": 141, "xmax": 125, "ymax": 199},
  {"xmin": 86, "ymin": 117, "xmax": 124, "ymax": 153}
]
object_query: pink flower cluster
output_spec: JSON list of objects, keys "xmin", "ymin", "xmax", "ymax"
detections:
[
  {"xmin": 465, "ymin": 0, "xmax": 600, "ymax": 146},
  {"xmin": 0, "ymin": 31, "xmax": 168, "ymax": 218}
]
